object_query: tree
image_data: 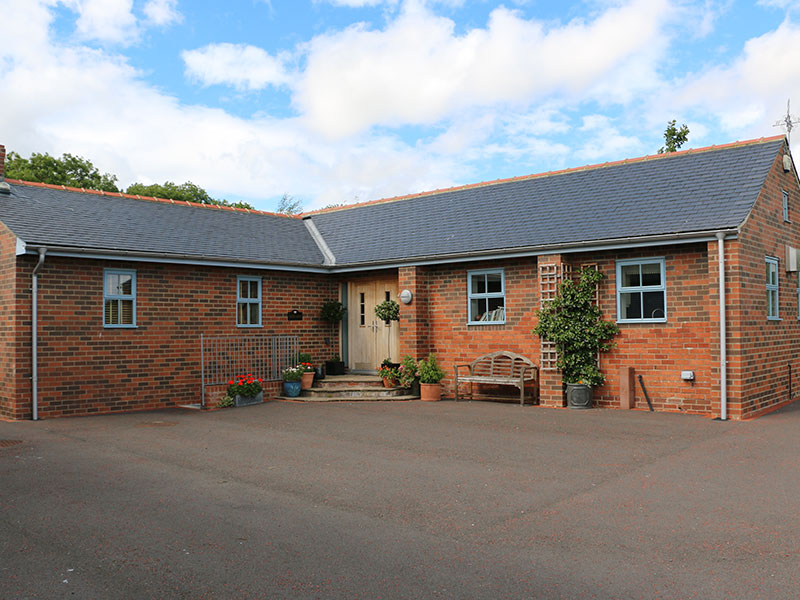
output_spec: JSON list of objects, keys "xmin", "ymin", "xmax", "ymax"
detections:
[
  {"xmin": 5, "ymin": 151, "xmax": 120, "ymax": 192},
  {"xmin": 125, "ymin": 181, "xmax": 254, "ymax": 209},
  {"xmin": 658, "ymin": 120, "xmax": 690, "ymax": 154},
  {"xmin": 277, "ymin": 193, "xmax": 303, "ymax": 214}
]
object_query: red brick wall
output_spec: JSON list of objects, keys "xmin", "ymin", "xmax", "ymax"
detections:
[
  {"xmin": 9, "ymin": 256, "xmax": 338, "ymax": 419},
  {"xmin": 731, "ymin": 144, "xmax": 800, "ymax": 418},
  {"xmin": 0, "ymin": 221, "xmax": 20, "ymax": 419}
]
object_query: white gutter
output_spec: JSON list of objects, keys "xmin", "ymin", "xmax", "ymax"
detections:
[
  {"xmin": 716, "ymin": 232, "xmax": 727, "ymax": 421},
  {"xmin": 31, "ymin": 247, "xmax": 47, "ymax": 421}
]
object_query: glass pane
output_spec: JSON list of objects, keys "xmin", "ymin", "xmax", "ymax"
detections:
[
  {"xmin": 104, "ymin": 300, "xmax": 118, "ymax": 324},
  {"xmin": 770, "ymin": 263, "xmax": 778, "ymax": 286},
  {"xmin": 486, "ymin": 272, "xmax": 502, "ymax": 293},
  {"xmin": 120, "ymin": 300, "xmax": 134, "ymax": 325},
  {"xmin": 486, "ymin": 296, "xmax": 505, "ymax": 321},
  {"xmin": 237, "ymin": 303, "xmax": 247, "ymax": 325},
  {"xmin": 118, "ymin": 274, "xmax": 132, "ymax": 296},
  {"xmin": 621, "ymin": 265, "xmax": 640, "ymax": 287},
  {"xmin": 470, "ymin": 298, "xmax": 487, "ymax": 321},
  {"xmin": 249, "ymin": 281, "xmax": 259, "ymax": 299},
  {"xmin": 471, "ymin": 274, "xmax": 486, "ymax": 294},
  {"xmin": 768, "ymin": 290, "xmax": 777, "ymax": 317},
  {"xmin": 105, "ymin": 273, "xmax": 118, "ymax": 296},
  {"xmin": 360, "ymin": 293, "xmax": 365, "ymax": 326},
  {"xmin": 621, "ymin": 292, "xmax": 641, "ymax": 319},
  {"xmin": 240, "ymin": 280, "xmax": 249, "ymax": 299},
  {"xmin": 249, "ymin": 303, "xmax": 259, "ymax": 324},
  {"xmin": 642, "ymin": 291, "xmax": 665, "ymax": 319},
  {"xmin": 640, "ymin": 263, "xmax": 661, "ymax": 286}
]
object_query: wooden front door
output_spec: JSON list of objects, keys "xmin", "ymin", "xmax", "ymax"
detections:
[{"xmin": 348, "ymin": 277, "xmax": 399, "ymax": 372}]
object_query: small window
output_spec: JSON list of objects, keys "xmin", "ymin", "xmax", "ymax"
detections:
[
  {"xmin": 766, "ymin": 257, "xmax": 779, "ymax": 320},
  {"xmin": 616, "ymin": 258, "xmax": 666, "ymax": 323},
  {"xmin": 467, "ymin": 269, "xmax": 505, "ymax": 324},
  {"xmin": 783, "ymin": 190, "xmax": 790, "ymax": 223},
  {"xmin": 104, "ymin": 269, "xmax": 136, "ymax": 327},
  {"xmin": 237, "ymin": 276, "xmax": 262, "ymax": 327},
  {"xmin": 359, "ymin": 292, "xmax": 365, "ymax": 326}
]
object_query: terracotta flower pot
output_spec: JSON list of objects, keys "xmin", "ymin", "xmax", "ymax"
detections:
[
  {"xmin": 300, "ymin": 371, "xmax": 314, "ymax": 390},
  {"xmin": 420, "ymin": 383, "xmax": 442, "ymax": 402},
  {"xmin": 382, "ymin": 377, "xmax": 398, "ymax": 388}
]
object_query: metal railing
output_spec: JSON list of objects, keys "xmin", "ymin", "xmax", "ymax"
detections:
[{"xmin": 200, "ymin": 334, "xmax": 299, "ymax": 407}]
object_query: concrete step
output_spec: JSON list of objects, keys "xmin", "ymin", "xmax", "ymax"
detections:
[
  {"xmin": 302, "ymin": 386, "xmax": 406, "ymax": 399},
  {"xmin": 315, "ymin": 375, "xmax": 384, "ymax": 389},
  {"xmin": 277, "ymin": 394, "xmax": 420, "ymax": 403}
]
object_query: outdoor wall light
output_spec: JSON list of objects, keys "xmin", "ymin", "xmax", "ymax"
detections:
[{"xmin": 398, "ymin": 289, "xmax": 413, "ymax": 304}]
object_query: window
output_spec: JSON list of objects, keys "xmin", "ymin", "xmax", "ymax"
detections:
[
  {"xmin": 766, "ymin": 257, "xmax": 779, "ymax": 320},
  {"xmin": 783, "ymin": 190, "xmax": 790, "ymax": 222},
  {"xmin": 616, "ymin": 258, "xmax": 666, "ymax": 323},
  {"xmin": 237, "ymin": 276, "xmax": 262, "ymax": 327},
  {"xmin": 467, "ymin": 269, "xmax": 505, "ymax": 324},
  {"xmin": 104, "ymin": 269, "xmax": 136, "ymax": 327}
]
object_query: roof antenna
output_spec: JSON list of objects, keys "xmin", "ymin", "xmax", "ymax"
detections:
[{"xmin": 774, "ymin": 99, "xmax": 800, "ymax": 146}]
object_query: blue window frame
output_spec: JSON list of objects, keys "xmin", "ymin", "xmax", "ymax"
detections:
[
  {"xmin": 103, "ymin": 269, "xmax": 136, "ymax": 328},
  {"xmin": 616, "ymin": 258, "xmax": 667, "ymax": 323},
  {"xmin": 467, "ymin": 269, "xmax": 505, "ymax": 324},
  {"xmin": 237, "ymin": 276, "xmax": 262, "ymax": 327},
  {"xmin": 783, "ymin": 190, "xmax": 790, "ymax": 223},
  {"xmin": 766, "ymin": 257, "xmax": 779, "ymax": 320}
]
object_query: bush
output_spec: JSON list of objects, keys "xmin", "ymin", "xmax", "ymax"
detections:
[
  {"xmin": 217, "ymin": 395, "xmax": 235, "ymax": 408},
  {"xmin": 418, "ymin": 353, "xmax": 445, "ymax": 384}
]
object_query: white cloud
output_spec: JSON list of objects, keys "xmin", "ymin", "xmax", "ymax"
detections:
[
  {"xmin": 293, "ymin": 0, "xmax": 672, "ymax": 138},
  {"xmin": 576, "ymin": 115, "xmax": 642, "ymax": 161},
  {"xmin": 182, "ymin": 43, "xmax": 290, "ymax": 91},
  {"xmin": 143, "ymin": 0, "xmax": 182, "ymax": 27},
  {"xmin": 67, "ymin": 0, "xmax": 139, "ymax": 44}
]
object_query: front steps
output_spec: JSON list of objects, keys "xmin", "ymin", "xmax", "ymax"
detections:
[{"xmin": 280, "ymin": 374, "xmax": 420, "ymax": 402}]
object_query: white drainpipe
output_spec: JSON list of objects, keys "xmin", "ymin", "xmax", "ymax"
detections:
[
  {"xmin": 716, "ymin": 232, "xmax": 727, "ymax": 421},
  {"xmin": 32, "ymin": 247, "xmax": 47, "ymax": 421}
]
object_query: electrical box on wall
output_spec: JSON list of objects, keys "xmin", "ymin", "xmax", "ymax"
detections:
[
  {"xmin": 681, "ymin": 370, "xmax": 695, "ymax": 381},
  {"xmin": 786, "ymin": 245, "xmax": 798, "ymax": 272}
]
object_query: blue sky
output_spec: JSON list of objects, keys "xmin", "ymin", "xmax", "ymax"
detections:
[{"xmin": 1, "ymin": 0, "xmax": 799, "ymax": 211}]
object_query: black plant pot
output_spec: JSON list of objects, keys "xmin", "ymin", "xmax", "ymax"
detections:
[
  {"xmin": 325, "ymin": 360, "xmax": 346, "ymax": 376},
  {"xmin": 566, "ymin": 383, "xmax": 593, "ymax": 409},
  {"xmin": 314, "ymin": 366, "xmax": 325, "ymax": 381}
]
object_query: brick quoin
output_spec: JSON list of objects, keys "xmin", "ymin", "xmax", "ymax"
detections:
[{"xmin": 0, "ymin": 256, "xmax": 339, "ymax": 419}]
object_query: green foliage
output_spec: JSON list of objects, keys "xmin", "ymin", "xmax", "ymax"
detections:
[
  {"xmin": 282, "ymin": 366, "xmax": 304, "ymax": 381},
  {"xmin": 398, "ymin": 355, "xmax": 419, "ymax": 388},
  {"xmin": 5, "ymin": 151, "xmax": 120, "ymax": 192},
  {"xmin": 277, "ymin": 193, "xmax": 303, "ymax": 214},
  {"xmin": 658, "ymin": 120, "xmax": 690, "ymax": 154},
  {"xmin": 374, "ymin": 299, "xmax": 399, "ymax": 322},
  {"xmin": 321, "ymin": 301, "xmax": 346, "ymax": 323},
  {"xmin": 533, "ymin": 268, "xmax": 619, "ymax": 386},
  {"xmin": 298, "ymin": 352, "xmax": 312, "ymax": 364},
  {"xmin": 217, "ymin": 394, "xmax": 235, "ymax": 408},
  {"xmin": 126, "ymin": 181, "xmax": 254, "ymax": 209},
  {"xmin": 418, "ymin": 353, "xmax": 445, "ymax": 384}
]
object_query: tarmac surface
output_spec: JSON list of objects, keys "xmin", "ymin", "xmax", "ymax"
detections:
[{"xmin": 2, "ymin": 399, "xmax": 800, "ymax": 599}]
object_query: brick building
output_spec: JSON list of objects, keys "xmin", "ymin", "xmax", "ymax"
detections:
[{"xmin": 1, "ymin": 135, "xmax": 798, "ymax": 420}]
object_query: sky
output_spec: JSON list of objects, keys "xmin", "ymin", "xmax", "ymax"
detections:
[{"xmin": 1, "ymin": 0, "xmax": 799, "ymax": 212}]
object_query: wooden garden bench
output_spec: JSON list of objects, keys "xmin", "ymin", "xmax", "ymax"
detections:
[{"xmin": 453, "ymin": 351, "xmax": 539, "ymax": 406}]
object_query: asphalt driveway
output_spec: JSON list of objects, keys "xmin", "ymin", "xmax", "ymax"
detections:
[{"xmin": 2, "ymin": 400, "xmax": 799, "ymax": 599}]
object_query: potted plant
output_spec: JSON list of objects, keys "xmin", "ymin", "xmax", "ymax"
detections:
[
  {"xmin": 398, "ymin": 355, "xmax": 420, "ymax": 396},
  {"xmin": 325, "ymin": 354, "xmax": 346, "ymax": 376},
  {"xmin": 298, "ymin": 359, "xmax": 315, "ymax": 390},
  {"xmin": 321, "ymin": 301, "xmax": 347, "ymax": 375},
  {"xmin": 378, "ymin": 363, "xmax": 399, "ymax": 387},
  {"xmin": 533, "ymin": 267, "xmax": 619, "ymax": 409},
  {"xmin": 282, "ymin": 366, "xmax": 304, "ymax": 397},
  {"xmin": 227, "ymin": 373, "xmax": 264, "ymax": 407},
  {"xmin": 418, "ymin": 353, "xmax": 445, "ymax": 401}
]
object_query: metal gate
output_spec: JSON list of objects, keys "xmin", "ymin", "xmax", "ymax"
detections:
[{"xmin": 200, "ymin": 334, "xmax": 299, "ymax": 407}]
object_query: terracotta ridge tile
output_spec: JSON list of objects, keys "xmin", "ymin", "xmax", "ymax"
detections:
[
  {"xmin": 301, "ymin": 134, "xmax": 787, "ymax": 216},
  {"xmin": 3, "ymin": 178, "xmax": 300, "ymax": 219}
]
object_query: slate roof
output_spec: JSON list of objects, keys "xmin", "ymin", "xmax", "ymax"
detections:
[
  {"xmin": 0, "ymin": 136, "xmax": 787, "ymax": 269},
  {"xmin": 0, "ymin": 182, "xmax": 325, "ymax": 267},
  {"xmin": 306, "ymin": 136, "xmax": 787, "ymax": 266}
]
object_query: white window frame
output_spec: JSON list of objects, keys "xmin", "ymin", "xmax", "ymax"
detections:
[
  {"xmin": 237, "ymin": 276, "xmax": 262, "ymax": 328},
  {"xmin": 783, "ymin": 190, "xmax": 790, "ymax": 223},
  {"xmin": 103, "ymin": 268, "xmax": 137, "ymax": 328},
  {"xmin": 616, "ymin": 258, "xmax": 667, "ymax": 323},
  {"xmin": 467, "ymin": 268, "xmax": 506, "ymax": 325},
  {"xmin": 766, "ymin": 256, "xmax": 779, "ymax": 320}
]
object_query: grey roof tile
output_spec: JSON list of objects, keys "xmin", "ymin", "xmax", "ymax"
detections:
[
  {"xmin": 0, "ymin": 184, "xmax": 325, "ymax": 266},
  {"xmin": 308, "ymin": 138, "xmax": 784, "ymax": 265}
]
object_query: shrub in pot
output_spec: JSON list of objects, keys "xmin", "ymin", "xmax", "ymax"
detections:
[
  {"xmin": 398, "ymin": 355, "xmax": 420, "ymax": 396},
  {"xmin": 418, "ymin": 353, "xmax": 445, "ymax": 401},
  {"xmin": 282, "ymin": 366, "xmax": 304, "ymax": 397},
  {"xmin": 227, "ymin": 374, "xmax": 264, "ymax": 407},
  {"xmin": 321, "ymin": 301, "xmax": 346, "ymax": 373},
  {"xmin": 533, "ymin": 267, "xmax": 619, "ymax": 409}
]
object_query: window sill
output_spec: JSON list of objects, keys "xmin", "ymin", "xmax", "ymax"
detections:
[
  {"xmin": 103, "ymin": 325, "xmax": 138, "ymax": 329},
  {"xmin": 467, "ymin": 321, "xmax": 506, "ymax": 326},
  {"xmin": 237, "ymin": 324, "xmax": 263, "ymax": 328},
  {"xmin": 617, "ymin": 319, "xmax": 668, "ymax": 324}
]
